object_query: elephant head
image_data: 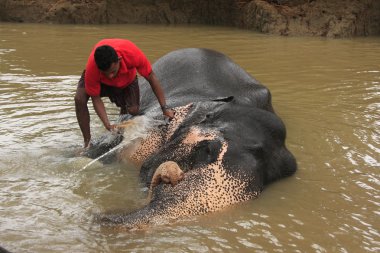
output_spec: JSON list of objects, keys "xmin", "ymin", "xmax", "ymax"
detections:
[{"xmin": 99, "ymin": 99, "xmax": 296, "ymax": 229}]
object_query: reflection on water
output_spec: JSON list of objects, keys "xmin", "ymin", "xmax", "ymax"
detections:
[{"xmin": 0, "ymin": 23, "xmax": 379, "ymax": 253}]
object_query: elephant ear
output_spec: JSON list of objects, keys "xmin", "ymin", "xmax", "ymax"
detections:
[{"xmin": 211, "ymin": 96, "xmax": 234, "ymax": 103}]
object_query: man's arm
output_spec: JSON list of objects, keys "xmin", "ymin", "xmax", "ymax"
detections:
[
  {"xmin": 146, "ymin": 71, "xmax": 175, "ymax": 118},
  {"xmin": 91, "ymin": 96, "xmax": 114, "ymax": 131}
]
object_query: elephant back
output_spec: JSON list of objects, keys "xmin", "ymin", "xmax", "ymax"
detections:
[{"xmin": 139, "ymin": 48, "xmax": 274, "ymax": 113}]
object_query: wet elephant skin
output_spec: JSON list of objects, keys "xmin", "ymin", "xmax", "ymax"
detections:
[{"xmin": 95, "ymin": 48, "xmax": 297, "ymax": 229}]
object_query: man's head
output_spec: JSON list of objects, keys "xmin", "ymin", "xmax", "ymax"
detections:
[{"xmin": 94, "ymin": 45, "xmax": 120, "ymax": 79}]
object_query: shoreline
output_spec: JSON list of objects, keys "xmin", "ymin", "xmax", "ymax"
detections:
[{"xmin": 1, "ymin": 0, "xmax": 379, "ymax": 38}]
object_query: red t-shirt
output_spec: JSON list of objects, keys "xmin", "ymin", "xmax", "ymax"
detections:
[{"xmin": 84, "ymin": 39, "xmax": 152, "ymax": 96}]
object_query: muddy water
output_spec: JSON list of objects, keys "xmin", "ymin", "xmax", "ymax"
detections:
[{"xmin": 0, "ymin": 23, "xmax": 379, "ymax": 253}]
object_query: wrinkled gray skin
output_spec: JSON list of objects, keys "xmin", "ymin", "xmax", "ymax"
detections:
[{"xmin": 92, "ymin": 48, "xmax": 297, "ymax": 229}]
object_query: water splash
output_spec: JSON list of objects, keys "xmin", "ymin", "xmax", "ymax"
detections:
[
  {"xmin": 78, "ymin": 144, "xmax": 123, "ymax": 173},
  {"xmin": 78, "ymin": 115, "xmax": 164, "ymax": 173}
]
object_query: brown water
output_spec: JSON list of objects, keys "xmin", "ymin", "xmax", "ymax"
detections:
[{"xmin": 0, "ymin": 23, "xmax": 379, "ymax": 253}]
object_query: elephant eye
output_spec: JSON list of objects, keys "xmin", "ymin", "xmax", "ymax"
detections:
[{"xmin": 185, "ymin": 140, "xmax": 221, "ymax": 168}]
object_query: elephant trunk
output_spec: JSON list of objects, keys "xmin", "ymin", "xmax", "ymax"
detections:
[
  {"xmin": 97, "ymin": 193, "xmax": 181, "ymax": 230},
  {"xmin": 98, "ymin": 204, "xmax": 161, "ymax": 230},
  {"xmin": 97, "ymin": 163, "xmax": 259, "ymax": 230}
]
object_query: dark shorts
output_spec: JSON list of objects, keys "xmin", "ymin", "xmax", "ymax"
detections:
[{"xmin": 78, "ymin": 70, "xmax": 140, "ymax": 109}]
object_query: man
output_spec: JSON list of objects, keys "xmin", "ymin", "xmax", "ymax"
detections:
[{"xmin": 74, "ymin": 39, "xmax": 174, "ymax": 148}]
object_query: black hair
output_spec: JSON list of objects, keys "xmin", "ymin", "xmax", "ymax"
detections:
[{"xmin": 94, "ymin": 45, "xmax": 118, "ymax": 71}]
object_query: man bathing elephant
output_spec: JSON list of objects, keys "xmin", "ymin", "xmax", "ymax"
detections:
[
  {"xmin": 86, "ymin": 48, "xmax": 297, "ymax": 229},
  {"xmin": 74, "ymin": 38, "xmax": 174, "ymax": 148}
]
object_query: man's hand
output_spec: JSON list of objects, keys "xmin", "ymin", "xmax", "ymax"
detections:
[
  {"xmin": 147, "ymin": 72, "xmax": 175, "ymax": 120},
  {"xmin": 105, "ymin": 122, "xmax": 118, "ymax": 132},
  {"xmin": 163, "ymin": 108, "xmax": 175, "ymax": 119}
]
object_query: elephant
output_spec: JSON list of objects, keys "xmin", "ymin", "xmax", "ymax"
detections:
[{"xmin": 89, "ymin": 48, "xmax": 297, "ymax": 229}]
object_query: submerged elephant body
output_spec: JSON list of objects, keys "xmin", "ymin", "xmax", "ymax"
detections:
[{"xmin": 95, "ymin": 48, "xmax": 297, "ymax": 229}]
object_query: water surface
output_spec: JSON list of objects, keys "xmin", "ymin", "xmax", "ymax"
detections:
[{"xmin": 0, "ymin": 23, "xmax": 379, "ymax": 253}]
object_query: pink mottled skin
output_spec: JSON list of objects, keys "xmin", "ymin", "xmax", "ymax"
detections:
[{"xmin": 108, "ymin": 104, "xmax": 259, "ymax": 229}]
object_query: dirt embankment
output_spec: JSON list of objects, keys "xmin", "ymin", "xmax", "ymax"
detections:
[{"xmin": 0, "ymin": 0, "xmax": 379, "ymax": 38}]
